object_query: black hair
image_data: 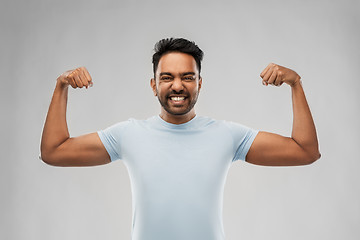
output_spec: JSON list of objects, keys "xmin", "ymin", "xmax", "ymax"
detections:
[{"xmin": 152, "ymin": 38, "xmax": 204, "ymax": 76}]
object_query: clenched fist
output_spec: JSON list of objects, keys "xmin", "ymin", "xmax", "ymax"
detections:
[
  {"xmin": 57, "ymin": 67, "xmax": 93, "ymax": 89},
  {"xmin": 260, "ymin": 63, "xmax": 301, "ymax": 87}
]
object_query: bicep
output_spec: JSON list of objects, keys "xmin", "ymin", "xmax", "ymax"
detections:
[
  {"xmin": 245, "ymin": 131, "xmax": 312, "ymax": 166},
  {"xmin": 42, "ymin": 132, "xmax": 111, "ymax": 167}
]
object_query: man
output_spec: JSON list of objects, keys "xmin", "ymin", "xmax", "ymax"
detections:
[{"xmin": 40, "ymin": 38, "xmax": 320, "ymax": 240}]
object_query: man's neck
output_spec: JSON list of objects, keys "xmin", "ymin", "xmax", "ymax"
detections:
[{"xmin": 159, "ymin": 110, "xmax": 196, "ymax": 125}]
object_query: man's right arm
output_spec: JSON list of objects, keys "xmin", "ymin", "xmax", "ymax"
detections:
[{"xmin": 40, "ymin": 67, "xmax": 111, "ymax": 167}]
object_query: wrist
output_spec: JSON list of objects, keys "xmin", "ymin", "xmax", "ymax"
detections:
[
  {"xmin": 291, "ymin": 75, "xmax": 302, "ymax": 88},
  {"xmin": 55, "ymin": 78, "xmax": 69, "ymax": 90}
]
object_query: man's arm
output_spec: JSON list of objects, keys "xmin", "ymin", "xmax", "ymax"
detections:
[
  {"xmin": 40, "ymin": 67, "xmax": 111, "ymax": 167},
  {"xmin": 246, "ymin": 63, "xmax": 321, "ymax": 166}
]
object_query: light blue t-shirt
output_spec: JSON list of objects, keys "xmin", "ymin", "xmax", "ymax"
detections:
[{"xmin": 97, "ymin": 115, "xmax": 258, "ymax": 240}]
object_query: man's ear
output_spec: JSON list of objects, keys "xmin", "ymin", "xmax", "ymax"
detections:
[
  {"xmin": 150, "ymin": 78, "xmax": 157, "ymax": 96},
  {"xmin": 198, "ymin": 77, "xmax": 203, "ymax": 91}
]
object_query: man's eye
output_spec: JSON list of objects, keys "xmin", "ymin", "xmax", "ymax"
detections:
[
  {"xmin": 183, "ymin": 76, "xmax": 195, "ymax": 81},
  {"xmin": 161, "ymin": 77, "xmax": 172, "ymax": 81}
]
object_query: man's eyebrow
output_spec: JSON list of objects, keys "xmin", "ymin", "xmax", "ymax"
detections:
[
  {"xmin": 159, "ymin": 72, "xmax": 196, "ymax": 77},
  {"xmin": 159, "ymin": 72, "xmax": 173, "ymax": 76},
  {"xmin": 180, "ymin": 72, "xmax": 196, "ymax": 76}
]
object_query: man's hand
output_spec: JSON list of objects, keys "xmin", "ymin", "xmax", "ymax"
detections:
[
  {"xmin": 57, "ymin": 66, "xmax": 93, "ymax": 89},
  {"xmin": 260, "ymin": 63, "xmax": 301, "ymax": 87}
]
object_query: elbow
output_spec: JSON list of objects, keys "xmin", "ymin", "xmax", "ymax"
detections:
[
  {"xmin": 40, "ymin": 142, "xmax": 51, "ymax": 165},
  {"xmin": 40, "ymin": 148, "xmax": 60, "ymax": 166},
  {"xmin": 39, "ymin": 151, "xmax": 54, "ymax": 166},
  {"xmin": 303, "ymin": 151, "xmax": 321, "ymax": 165}
]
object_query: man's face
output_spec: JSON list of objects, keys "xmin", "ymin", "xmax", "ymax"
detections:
[{"xmin": 151, "ymin": 52, "xmax": 202, "ymax": 117}]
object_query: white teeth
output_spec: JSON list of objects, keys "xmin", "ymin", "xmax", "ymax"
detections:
[{"xmin": 171, "ymin": 96, "xmax": 185, "ymax": 101}]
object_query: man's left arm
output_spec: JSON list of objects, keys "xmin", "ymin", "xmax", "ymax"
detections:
[{"xmin": 246, "ymin": 63, "xmax": 321, "ymax": 166}]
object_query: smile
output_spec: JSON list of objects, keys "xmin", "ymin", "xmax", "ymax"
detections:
[
  {"xmin": 170, "ymin": 96, "xmax": 185, "ymax": 101},
  {"xmin": 168, "ymin": 95, "xmax": 188, "ymax": 105}
]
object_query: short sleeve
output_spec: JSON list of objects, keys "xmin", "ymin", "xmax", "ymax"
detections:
[
  {"xmin": 224, "ymin": 121, "xmax": 259, "ymax": 162},
  {"xmin": 97, "ymin": 120, "xmax": 131, "ymax": 162}
]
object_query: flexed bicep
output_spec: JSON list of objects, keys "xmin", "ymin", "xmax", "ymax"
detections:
[
  {"xmin": 42, "ymin": 132, "xmax": 111, "ymax": 167},
  {"xmin": 246, "ymin": 131, "xmax": 315, "ymax": 166}
]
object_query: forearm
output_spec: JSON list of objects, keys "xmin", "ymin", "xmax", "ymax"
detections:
[
  {"xmin": 40, "ymin": 81, "xmax": 70, "ymax": 160},
  {"xmin": 290, "ymin": 81, "xmax": 321, "ymax": 160}
]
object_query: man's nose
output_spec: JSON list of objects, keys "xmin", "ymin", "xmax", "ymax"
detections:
[{"xmin": 171, "ymin": 78, "xmax": 184, "ymax": 91}]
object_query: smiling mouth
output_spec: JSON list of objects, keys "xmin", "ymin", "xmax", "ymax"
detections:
[
  {"xmin": 170, "ymin": 96, "xmax": 185, "ymax": 101},
  {"xmin": 168, "ymin": 96, "xmax": 187, "ymax": 105}
]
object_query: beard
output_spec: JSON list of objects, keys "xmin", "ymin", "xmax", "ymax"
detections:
[{"xmin": 156, "ymin": 89, "xmax": 199, "ymax": 116}]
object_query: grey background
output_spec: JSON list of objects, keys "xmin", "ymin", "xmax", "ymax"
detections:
[{"xmin": 1, "ymin": 0, "xmax": 359, "ymax": 239}]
